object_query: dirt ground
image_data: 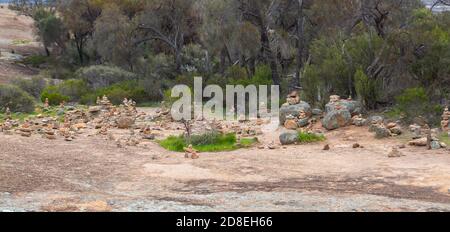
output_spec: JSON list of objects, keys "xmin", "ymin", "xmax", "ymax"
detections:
[
  {"xmin": 0, "ymin": 5, "xmax": 41, "ymax": 83},
  {"xmin": 1, "ymin": 111, "xmax": 450, "ymax": 212}
]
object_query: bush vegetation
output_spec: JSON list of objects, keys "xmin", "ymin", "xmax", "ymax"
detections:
[
  {"xmin": 7, "ymin": 0, "xmax": 450, "ymax": 124},
  {"xmin": 76, "ymin": 65, "xmax": 137, "ymax": 90},
  {"xmin": 11, "ymin": 76, "xmax": 47, "ymax": 98},
  {"xmin": 394, "ymin": 87, "xmax": 443, "ymax": 124},
  {"xmin": 0, "ymin": 84, "xmax": 35, "ymax": 113}
]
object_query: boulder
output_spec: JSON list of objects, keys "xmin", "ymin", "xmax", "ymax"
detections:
[
  {"xmin": 373, "ymin": 125, "xmax": 391, "ymax": 139},
  {"xmin": 367, "ymin": 116, "xmax": 384, "ymax": 125},
  {"xmin": 389, "ymin": 126, "xmax": 403, "ymax": 135},
  {"xmin": 297, "ymin": 118, "xmax": 310, "ymax": 128},
  {"xmin": 322, "ymin": 109, "xmax": 351, "ymax": 130},
  {"xmin": 279, "ymin": 102, "xmax": 312, "ymax": 126},
  {"xmin": 431, "ymin": 141, "xmax": 442, "ymax": 150},
  {"xmin": 279, "ymin": 130, "xmax": 299, "ymax": 145},
  {"xmin": 284, "ymin": 119, "xmax": 299, "ymax": 130},
  {"xmin": 408, "ymin": 138, "xmax": 427, "ymax": 146},
  {"xmin": 117, "ymin": 116, "xmax": 135, "ymax": 129},
  {"xmin": 325, "ymin": 100, "xmax": 361, "ymax": 116}
]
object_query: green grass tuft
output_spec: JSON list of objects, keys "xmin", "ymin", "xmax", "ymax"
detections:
[
  {"xmin": 297, "ymin": 132, "xmax": 325, "ymax": 143},
  {"xmin": 158, "ymin": 132, "xmax": 257, "ymax": 152}
]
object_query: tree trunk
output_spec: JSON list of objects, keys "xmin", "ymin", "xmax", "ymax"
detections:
[
  {"xmin": 260, "ymin": 25, "xmax": 280, "ymax": 86},
  {"xmin": 175, "ymin": 48, "xmax": 182, "ymax": 73},
  {"xmin": 45, "ymin": 46, "xmax": 50, "ymax": 57},
  {"xmin": 292, "ymin": 1, "xmax": 305, "ymax": 92}
]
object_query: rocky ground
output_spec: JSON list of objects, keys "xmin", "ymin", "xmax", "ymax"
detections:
[
  {"xmin": 1, "ymin": 109, "xmax": 450, "ymax": 212},
  {"xmin": 0, "ymin": 4, "xmax": 42, "ymax": 83}
]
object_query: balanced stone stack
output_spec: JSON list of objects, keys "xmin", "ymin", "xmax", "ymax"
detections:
[
  {"xmin": 4, "ymin": 107, "xmax": 12, "ymax": 120},
  {"xmin": 322, "ymin": 95, "xmax": 360, "ymax": 130},
  {"xmin": 351, "ymin": 114, "xmax": 366, "ymax": 127},
  {"xmin": 140, "ymin": 125, "xmax": 156, "ymax": 140},
  {"xmin": 367, "ymin": 116, "xmax": 403, "ymax": 138},
  {"xmin": 18, "ymin": 121, "xmax": 32, "ymax": 137},
  {"xmin": 184, "ymin": 144, "xmax": 199, "ymax": 159},
  {"xmin": 43, "ymin": 126, "xmax": 57, "ymax": 140},
  {"xmin": 279, "ymin": 91, "xmax": 312, "ymax": 129},
  {"xmin": 1, "ymin": 120, "xmax": 17, "ymax": 135}
]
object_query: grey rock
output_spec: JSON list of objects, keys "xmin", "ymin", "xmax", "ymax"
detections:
[
  {"xmin": 279, "ymin": 130, "xmax": 299, "ymax": 145},
  {"xmin": 373, "ymin": 125, "xmax": 391, "ymax": 139},
  {"xmin": 431, "ymin": 141, "xmax": 441, "ymax": 150},
  {"xmin": 352, "ymin": 118, "xmax": 366, "ymax": 127},
  {"xmin": 367, "ymin": 116, "xmax": 384, "ymax": 125},
  {"xmin": 325, "ymin": 100, "xmax": 361, "ymax": 116},
  {"xmin": 279, "ymin": 102, "xmax": 312, "ymax": 126},
  {"xmin": 297, "ymin": 118, "xmax": 310, "ymax": 128},
  {"xmin": 312, "ymin": 108, "xmax": 323, "ymax": 116},
  {"xmin": 57, "ymin": 109, "xmax": 65, "ymax": 116},
  {"xmin": 322, "ymin": 109, "xmax": 352, "ymax": 130},
  {"xmin": 142, "ymin": 134, "xmax": 155, "ymax": 140}
]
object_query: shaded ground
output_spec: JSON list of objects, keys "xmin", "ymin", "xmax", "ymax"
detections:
[{"xmin": 1, "ymin": 116, "xmax": 450, "ymax": 212}]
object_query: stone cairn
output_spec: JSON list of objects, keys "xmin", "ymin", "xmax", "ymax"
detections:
[
  {"xmin": 280, "ymin": 91, "xmax": 312, "ymax": 130},
  {"xmin": 322, "ymin": 95, "xmax": 361, "ymax": 130},
  {"xmin": 279, "ymin": 91, "xmax": 317, "ymax": 146},
  {"xmin": 184, "ymin": 144, "xmax": 199, "ymax": 159},
  {"xmin": 44, "ymin": 98, "xmax": 50, "ymax": 109},
  {"xmin": 5, "ymin": 107, "xmax": 12, "ymax": 120},
  {"xmin": 408, "ymin": 125, "xmax": 447, "ymax": 150},
  {"xmin": 368, "ymin": 116, "xmax": 403, "ymax": 139},
  {"xmin": 0, "ymin": 95, "xmax": 148, "ymax": 143}
]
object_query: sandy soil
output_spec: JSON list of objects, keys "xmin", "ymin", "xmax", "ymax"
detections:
[
  {"xmin": 0, "ymin": 4, "xmax": 42, "ymax": 83},
  {"xmin": 1, "ymin": 113, "xmax": 450, "ymax": 212}
]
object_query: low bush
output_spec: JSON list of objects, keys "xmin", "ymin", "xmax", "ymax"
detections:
[
  {"xmin": 0, "ymin": 84, "xmax": 35, "ymax": 113},
  {"xmin": 40, "ymin": 86, "xmax": 70, "ymax": 105},
  {"xmin": 80, "ymin": 81, "xmax": 147, "ymax": 105},
  {"xmin": 57, "ymin": 79, "xmax": 89, "ymax": 101},
  {"xmin": 395, "ymin": 87, "xmax": 442, "ymax": 124},
  {"xmin": 354, "ymin": 68, "xmax": 380, "ymax": 110},
  {"xmin": 11, "ymin": 76, "xmax": 47, "ymax": 98}
]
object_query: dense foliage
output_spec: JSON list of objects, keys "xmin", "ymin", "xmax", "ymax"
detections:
[{"xmin": 5, "ymin": 0, "xmax": 450, "ymax": 123}]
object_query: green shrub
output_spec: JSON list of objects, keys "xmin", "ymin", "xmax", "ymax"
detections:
[
  {"xmin": 297, "ymin": 132, "xmax": 325, "ymax": 143},
  {"xmin": 187, "ymin": 131, "xmax": 233, "ymax": 146},
  {"xmin": 231, "ymin": 65, "xmax": 272, "ymax": 86},
  {"xmin": 11, "ymin": 76, "xmax": 47, "ymax": 98},
  {"xmin": 80, "ymin": 81, "xmax": 147, "ymax": 105},
  {"xmin": 40, "ymin": 86, "xmax": 70, "ymax": 105},
  {"xmin": 57, "ymin": 79, "xmax": 89, "ymax": 101},
  {"xmin": 395, "ymin": 87, "xmax": 431, "ymax": 122},
  {"xmin": 76, "ymin": 65, "xmax": 137, "ymax": 89},
  {"xmin": 0, "ymin": 84, "xmax": 35, "ymax": 113},
  {"xmin": 354, "ymin": 68, "xmax": 380, "ymax": 109}
]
